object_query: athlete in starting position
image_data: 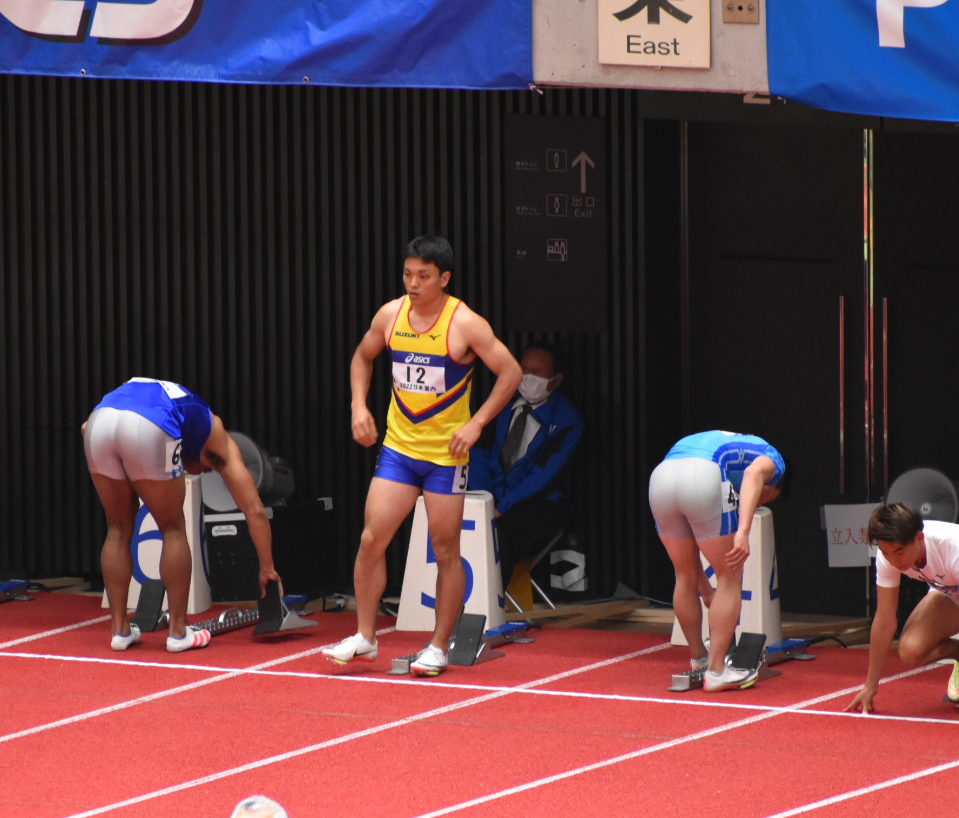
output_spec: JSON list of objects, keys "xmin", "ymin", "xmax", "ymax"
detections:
[
  {"xmin": 323, "ymin": 235, "xmax": 521, "ymax": 676},
  {"xmin": 845, "ymin": 502, "xmax": 959, "ymax": 713}
]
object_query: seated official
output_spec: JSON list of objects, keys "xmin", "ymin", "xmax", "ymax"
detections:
[{"xmin": 469, "ymin": 344, "xmax": 583, "ymax": 588}]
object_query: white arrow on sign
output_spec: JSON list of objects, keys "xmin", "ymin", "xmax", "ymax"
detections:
[{"xmin": 572, "ymin": 151, "xmax": 595, "ymax": 194}]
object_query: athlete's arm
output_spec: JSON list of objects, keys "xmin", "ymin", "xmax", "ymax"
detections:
[
  {"xmin": 200, "ymin": 415, "xmax": 279, "ymax": 596},
  {"xmin": 350, "ymin": 301, "xmax": 397, "ymax": 448},
  {"xmin": 844, "ymin": 584, "xmax": 899, "ymax": 713},
  {"xmin": 727, "ymin": 455, "xmax": 778, "ymax": 570},
  {"xmin": 448, "ymin": 308, "xmax": 521, "ymax": 458}
]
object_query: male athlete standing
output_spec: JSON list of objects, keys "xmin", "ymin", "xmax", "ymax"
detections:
[{"xmin": 323, "ymin": 236, "xmax": 521, "ymax": 676}]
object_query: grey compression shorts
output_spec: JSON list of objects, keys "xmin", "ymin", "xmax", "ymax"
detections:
[
  {"xmin": 84, "ymin": 407, "xmax": 183, "ymax": 481},
  {"xmin": 648, "ymin": 457, "xmax": 737, "ymax": 539}
]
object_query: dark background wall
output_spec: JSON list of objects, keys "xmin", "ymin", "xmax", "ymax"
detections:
[
  {"xmin": 2, "ymin": 76, "xmax": 953, "ymax": 617},
  {"xmin": 0, "ymin": 77, "xmax": 655, "ymax": 604}
]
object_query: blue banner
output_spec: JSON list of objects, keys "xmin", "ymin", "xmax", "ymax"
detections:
[
  {"xmin": 767, "ymin": 0, "xmax": 959, "ymax": 121},
  {"xmin": 0, "ymin": 0, "xmax": 531, "ymax": 90}
]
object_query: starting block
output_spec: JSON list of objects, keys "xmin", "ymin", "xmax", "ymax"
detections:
[
  {"xmin": 668, "ymin": 668, "xmax": 706, "ymax": 692},
  {"xmin": 449, "ymin": 612, "xmax": 500, "ymax": 666},
  {"xmin": 130, "ymin": 579, "xmax": 315, "ymax": 637},
  {"xmin": 250, "ymin": 582, "xmax": 316, "ymax": 636},
  {"xmin": 132, "ymin": 579, "xmax": 168, "ymax": 631},
  {"xmin": 0, "ymin": 579, "xmax": 33, "ymax": 602},
  {"xmin": 766, "ymin": 637, "xmax": 816, "ymax": 665},
  {"xmin": 449, "ymin": 612, "xmax": 538, "ymax": 666},
  {"xmin": 387, "ymin": 652, "xmax": 421, "ymax": 675},
  {"xmin": 387, "ymin": 612, "xmax": 538, "ymax": 675},
  {"xmin": 668, "ymin": 631, "xmax": 779, "ymax": 691}
]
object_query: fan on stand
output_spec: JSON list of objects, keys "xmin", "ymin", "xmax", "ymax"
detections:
[
  {"xmin": 200, "ymin": 431, "xmax": 294, "ymax": 512},
  {"xmin": 885, "ymin": 467, "xmax": 958, "ymax": 522}
]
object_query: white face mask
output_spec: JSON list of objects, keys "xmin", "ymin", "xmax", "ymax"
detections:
[{"xmin": 518, "ymin": 373, "xmax": 552, "ymax": 405}]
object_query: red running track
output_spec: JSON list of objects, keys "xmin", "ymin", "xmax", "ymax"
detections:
[{"xmin": 1, "ymin": 592, "xmax": 957, "ymax": 817}]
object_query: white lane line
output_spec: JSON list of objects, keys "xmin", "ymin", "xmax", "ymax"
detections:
[
  {"xmin": 410, "ymin": 664, "xmax": 948, "ymax": 818},
  {"xmin": 62, "ymin": 643, "xmax": 673, "ymax": 817},
  {"xmin": 0, "ymin": 626, "xmax": 394, "ymax": 746},
  {"xmin": 0, "ymin": 616, "xmax": 111, "ymax": 649},
  {"xmin": 13, "ymin": 634, "xmax": 949, "ymax": 816},
  {"xmin": 0, "ymin": 645, "xmax": 328, "ymax": 745},
  {"xmin": 4, "ymin": 647, "xmax": 957, "ymax": 727},
  {"xmin": 764, "ymin": 759, "xmax": 959, "ymax": 817}
]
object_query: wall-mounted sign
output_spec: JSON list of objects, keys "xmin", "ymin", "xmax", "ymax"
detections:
[
  {"xmin": 505, "ymin": 115, "xmax": 607, "ymax": 333},
  {"xmin": 598, "ymin": 0, "xmax": 711, "ymax": 69},
  {"xmin": 823, "ymin": 503, "xmax": 879, "ymax": 568}
]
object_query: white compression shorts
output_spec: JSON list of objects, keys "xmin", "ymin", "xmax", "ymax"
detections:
[
  {"xmin": 83, "ymin": 407, "xmax": 183, "ymax": 481},
  {"xmin": 648, "ymin": 457, "xmax": 735, "ymax": 539}
]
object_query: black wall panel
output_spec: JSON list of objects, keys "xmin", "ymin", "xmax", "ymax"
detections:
[{"xmin": 0, "ymin": 76, "xmax": 653, "ymax": 601}]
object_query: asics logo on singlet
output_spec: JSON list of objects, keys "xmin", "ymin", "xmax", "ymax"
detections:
[
  {"xmin": 395, "ymin": 331, "xmax": 419, "ymax": 338},
  {"xmin": 405, "ymin": 353, "xmax": 432, "ymax": 364}
]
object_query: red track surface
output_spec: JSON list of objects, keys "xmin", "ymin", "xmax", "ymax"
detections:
[{"xmin": 1, "ymin": 593, "xmax": 958, "ymax": 817}]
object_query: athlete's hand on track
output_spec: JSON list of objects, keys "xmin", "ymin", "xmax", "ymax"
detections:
[{"xmin": 844, "ymin": 685, "xmax": 877, "ymax": 714}]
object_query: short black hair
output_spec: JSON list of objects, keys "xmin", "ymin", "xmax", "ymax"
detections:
[
  {"xmin": 524, "ymin": 342, "xmax": 565, "ymax": 376},
  {"xmin": 867, "ymin": 502, "xmax": 924, "ymax": 544},
  {"xmin": 405, "ymin": 235, "xmax": 454, "ymax": 274}
]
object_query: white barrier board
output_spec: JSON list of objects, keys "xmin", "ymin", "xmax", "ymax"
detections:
[
  {"xmin": 397, "ymin": 490, "xmax": 504, "ymax": 632},
  {"xmin": 101, "ymin": 476, "xmax": 211, "ymax": 615},
  {"xmin": 670, "ymin": 507, "xmax": 782, "ymax": 647}
]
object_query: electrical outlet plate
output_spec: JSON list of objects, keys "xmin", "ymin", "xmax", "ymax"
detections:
[{"xmin": 722, "ymin": 0, "xmax": 760, "ymax": 24}]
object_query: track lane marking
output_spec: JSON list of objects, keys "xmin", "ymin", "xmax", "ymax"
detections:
[
  {"xmin": 61, "ymin": 643, "xmax": 673, "ymax": 817},
  {"xmin": 0, "ymin": 615, "xmax": 111, "ymax": 649},
  {"xmin": 2, "ymin": 649, "xmax": 957, "ymax": 727},
  {"xmin": 5, "ymin": 630, "xmax": 950, "ymax": 817},
  {"xmin": 0, "ymin": 626, "xmax": 393, "ymax": 746},
  {"xmin": 412, "ymin": 663, "xmax": 948, "ymax": 818},
  {"xmin": 764, "ymin": 759, "xmax": 959, "ymax": 817}
]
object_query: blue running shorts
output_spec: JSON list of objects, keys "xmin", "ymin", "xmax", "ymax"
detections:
[{"xmin": 374, "ymin": 446, "xmax": 469, "ymax": 495}]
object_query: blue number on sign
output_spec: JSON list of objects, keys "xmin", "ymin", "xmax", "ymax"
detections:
[
  {"xmin": 704, "ymin": 562, "xmax": 754, "ymax": 602},
  {"xmin": 420, "ymin": 519, "xmax": 475, "ymax": 609},
  {"xmin": 130, "ymin": 504, "xmax": 162, "ymax": 585}
]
